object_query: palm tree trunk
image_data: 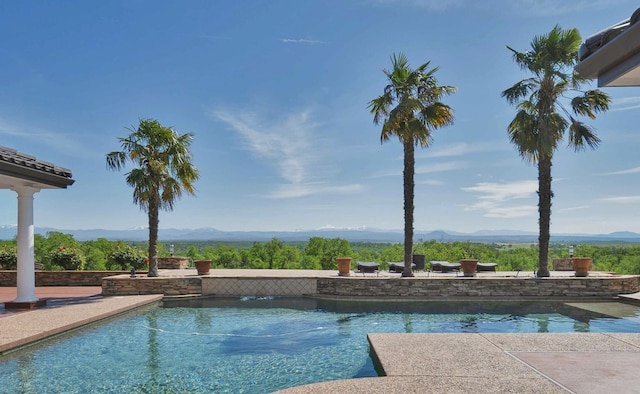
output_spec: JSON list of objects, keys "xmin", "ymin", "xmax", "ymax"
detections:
[
  {"xmin": 147, "ymin": 194, "xmax": 160, "ymax": 277},
  {"xmin": 537, "ymin": 155, "xmax": 552, "ymax": 277},
  {"xmin": 402, "ymin": 139, "xmax": 415, "ymax": 277}
]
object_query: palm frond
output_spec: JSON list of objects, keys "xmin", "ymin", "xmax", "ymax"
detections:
[
  {"xmin": 568, "ymin": 118, "xmax": 601, "ymax": 151},
  {"xmin": 502, "ymin": 79, "xmax": 537, "ymax": 104},
  {"xmin": 571, "ymin": 90, "xmax": 611, "ymax": 119}
]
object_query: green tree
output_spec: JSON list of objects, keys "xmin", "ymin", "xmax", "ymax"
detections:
[
  {"xmin": 212, "ymin": 245, "xmax": 242, "ymax": 268},
  {"xmin": 502, "ymin": 26, "xmax": 610, "ymax": 277},
  {"xmin": 106, "ymin": 119, "xmax": 200, "ymax": 276},
  {"xmin": 82, "ymin": 238, "xmax": 113, "ymax": 270},
  {"xmin": 368, "ymin": 53, "xmax": 455, "ymax": 277},
  {"xmin": 304, "ymin": 237, "xmax": 352, "ymax": 270}
]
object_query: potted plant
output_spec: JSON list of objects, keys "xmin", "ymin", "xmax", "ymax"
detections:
[
  {"xmin": 459, "ymin": 258, "xmax": 478, "ymax": 277},
  {"xmin": 571, "ymin": 257, "xmax": 592, "ymax": 277},
  {"xmin": 109, "ymin": 242, "xmax": 146, "ymax": 271},
  {"xmin": 336, "ymin": 257, "xmax": 352, "ymax": 276},
  {"xmin": 194, "ymin": 259, "xmax": 212, "ymax": 275}
]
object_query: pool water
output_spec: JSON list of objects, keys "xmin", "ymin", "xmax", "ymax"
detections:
[{"xmin": 2, "ymin": 297, "xmax": 640, "ymax": 393}]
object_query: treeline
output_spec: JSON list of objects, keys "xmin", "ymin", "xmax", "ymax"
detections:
[{"xmin": 1, "ymin": 232, "xmax": 640, "ymax": 274}]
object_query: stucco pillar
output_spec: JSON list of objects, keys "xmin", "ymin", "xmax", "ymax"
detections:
[{"xmin": 12, "ymin": 185, "xmax": 40, "ymax": 303}]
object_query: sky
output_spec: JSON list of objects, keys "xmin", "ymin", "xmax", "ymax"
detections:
[{"xmin": 1, "ymin": 0, "xmax": 640, "ymax": 235}]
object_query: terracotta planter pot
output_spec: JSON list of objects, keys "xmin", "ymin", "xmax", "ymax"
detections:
[
  {"xmin": 336, "ymin": 257, "xmax": 352, "ymax": 276},
  {"xmin": 194, "ymin": 260, "xmax": 211, "ymax": 275},
  {"xmin": 571, "ymin": 257, "xmax": 592, "ymax": 277},
  {"xmin": 460, "ymin": 259, "xmax": 478, "ymax": 277}
]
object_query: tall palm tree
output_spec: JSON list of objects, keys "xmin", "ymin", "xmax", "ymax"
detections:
[
  {"xmin": 106, "ymin": 119, "xmax": 199, "ymax": 277},
  {"xmin": 369, "ymin": 53, "xmax": 455, "ymax": 277},
  {"xmin": 502, "ymin": 26, "xmax": 610, "ymax": 277}
]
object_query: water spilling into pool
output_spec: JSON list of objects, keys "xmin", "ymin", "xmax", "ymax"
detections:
[{"xmin": 2, "ymin": 297, "xmax": 640, "ymax": 393}]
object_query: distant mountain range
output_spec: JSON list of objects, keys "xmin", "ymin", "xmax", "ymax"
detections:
[{"xmin": 1, "ymin": 225, "xmax": 640, "ymax": 243}]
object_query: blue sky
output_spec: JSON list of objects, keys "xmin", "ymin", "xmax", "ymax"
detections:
[{"xmin": 1, "ymin": 0, "xmax": 639, "ymax": 235}]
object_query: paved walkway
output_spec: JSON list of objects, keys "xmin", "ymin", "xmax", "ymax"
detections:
[
  {"xmin": 278, "ymin": 332, "xmax": 640, "ymax": 393},
  {"xmin": 0, "ymin": 287, "xmax": 162, "ymax": 354}
]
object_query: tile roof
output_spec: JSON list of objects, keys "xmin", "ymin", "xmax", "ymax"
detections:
[
  {"xmin": 0, "ymin": 145, "xmax": 74, "ymax": 188},
  {"xmin": 0, "ymin": 146, "xmax": 72, "ymax": 178},
  {"xmin": 579, "ymin": 8, "xmax": 640, "ymax": 61}
]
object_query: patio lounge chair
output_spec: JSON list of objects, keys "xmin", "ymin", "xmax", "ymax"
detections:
[
  {"xmin": 388, "ymin": 262, "xmax": 416, "ymax": 273},
  {"xmin": 477, "ymin": 262, "xmax": 498, "ymax": 272},
  {"xmin": 357, "ymin": 261, "xmax": 379, "ymax": 273},
  {"xmin": 430, "ymin": 261, "xmax": 461, "ymax": 273}
]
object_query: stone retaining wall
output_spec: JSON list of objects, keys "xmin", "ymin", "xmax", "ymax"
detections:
[
  {"xmin": 0, "ymin": 270, "xmax": 135, "ymax": 286},
  {"xmin": 157, "ymin": 257, "xmax": 189, "ymax": 269},
  {"xmin": 102, "ymin": 275, "xmax": 201, "ymax": 296},
  {"xmin": 317, "ymin": 276, "xmax": 640, "ymax": 298}
]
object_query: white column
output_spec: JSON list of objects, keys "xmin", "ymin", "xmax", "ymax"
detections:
[{"xmin": 12, "ymin": 185, "xmax": 40, "ymax": 302}]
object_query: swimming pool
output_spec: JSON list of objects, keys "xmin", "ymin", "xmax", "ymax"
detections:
[{"xmin": 1, "ymin": 297, "xmax": 640, "ymax": 393}]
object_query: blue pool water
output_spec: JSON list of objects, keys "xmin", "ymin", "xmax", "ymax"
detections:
[{"xmin": 2, "ymin": 297, "xmax": 640, "ymax": 393}]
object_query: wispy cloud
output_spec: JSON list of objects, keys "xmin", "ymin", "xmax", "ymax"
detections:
[
  {"xmin": 212, "ymin": 109, "xmax": 312, "ymax": 184},
  {"xmin": 600, "ymin": 196, "xmax": 640, "ymax": 203},
  {"xmin": 211, "ymin": 108, "xmax": 360, "ymax": 198},
  {"xmin": 598, "ymin": 166, "xmax": 640, "ymax": 176},
  {"xmin": 556, "ymin": 205, "xmax": 590, "ymax": 213},
  {"xmin": 280, "ymin": 38, "xmax": 324, "ymax": 44},
  {"xmin": 0, "ymin": 117, "xmax": 91, "ymax": 158},
  {"xmin": 267, "ymin": 183, "xmax": 364, "ymax": 199},
  {"xmin": 417, "ymin": 179, "xmax": 444, "ymax": 186},
  {"xmin": 611, "ymin": 97, "xmax": 640, "ymax": 112},
  {"xmin": 461, "ymin": 180, "xmax": 537, "ymax": 218},
  {"xmin": 477, "ymin": 204, "xmax": 537, "ymax": 219},
  {"xmin": 421, "ymin": 142, "xmax": 507, "ymax": 159},
  {"xmin": 371, "ymin": 160, "xmax": 462, "ymax": 178},
  {"xmin": 415, "ymin": 161, "xmax": 464, "ymax": 174}
]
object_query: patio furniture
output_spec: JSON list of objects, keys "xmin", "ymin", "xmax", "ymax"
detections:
[
  {"xmin": 412, "ymin": 254, "xmax": 426, "ymax": 271},
  {"xmin": 357, "ymin": 261, "xmax": 379, "ymax": 273},
  {"xmin": 430, "ymin": 261, "xmax": 461, "ymax": 273},
  {"xmin": 477, "ymin": 262, "xmax": 498, "ymax": 272},
  {"xmin": 388, "ymin": 262, "xmax": 416, "ymax": 273}
]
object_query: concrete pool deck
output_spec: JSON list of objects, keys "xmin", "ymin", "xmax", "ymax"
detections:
[{"xmin": 2, "ymin": 271, "xmax": 640, "ymax": 393}]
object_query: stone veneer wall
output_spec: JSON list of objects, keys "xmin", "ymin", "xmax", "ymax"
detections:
[
  {"xmin": 102, "ymin": 275, "xmax": 201, "ymax": 296},
  {"xmin": 157, "ymin": 257, "xmax": 189, "ymax": 269},
  {"xmin": 317, "ymin": 276, "xmax": 640, "ymax": 298},
  {"xmin": 0, "ymin": 270, "xmax": 135, "ymax": 286}
]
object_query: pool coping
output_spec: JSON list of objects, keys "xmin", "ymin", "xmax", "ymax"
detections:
[{"xmin": 0, "ymin": 294, "xmax": 162, "ymax": 355}]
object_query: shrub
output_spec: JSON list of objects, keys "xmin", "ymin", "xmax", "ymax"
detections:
[
  {"xmin": 109, "ymin": 243, "xmax": 147, "ymax": 270},
  {"xmin": 0, "ymin": 246, "xmax": 17, "ymax": 270},
  {"xmin": 47, "ymin": 245, "xmax": 85, "ymax": 270}
]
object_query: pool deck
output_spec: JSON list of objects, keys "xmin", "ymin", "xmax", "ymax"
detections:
[{"xmin": 2, "ymin": 270, "xmax": 640, "ymax": 393}]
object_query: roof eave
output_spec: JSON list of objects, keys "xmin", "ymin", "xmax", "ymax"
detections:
[
  {"xmin": 0, "ymin": 162, "xmax": 75, "ymax": 189},
  {"xmin": 575, "ymin": 21, "xmax": 640, "ymax": 87}
]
